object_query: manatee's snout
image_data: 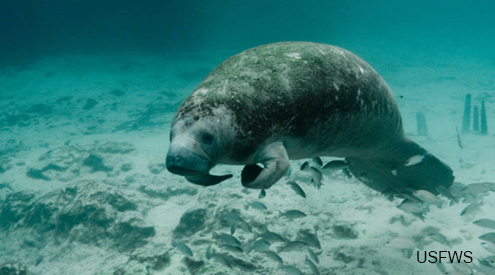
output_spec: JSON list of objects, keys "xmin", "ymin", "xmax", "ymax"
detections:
[{"xmin": 166, "ymin": 146, "xmax": 210, "ymax": 176}]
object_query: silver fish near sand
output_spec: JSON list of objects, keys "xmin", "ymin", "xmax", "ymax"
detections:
[
  {"xmin": 220, "ymin": 244, "xmax": 244, "ymax": 253},
  {"xmin": 277, "ymin": 241, "xmax": 309, "ymax": 253},
  {"xmin": 308, "ymin": 248, "xmax": 319, "ymax": 264},
  {"xmin": 256, "ymin": 231, "xmax": 286, "ymax": 243},
  {"xmin": 279, "ymin": 264, "xmax": 304, "ymax": 275},
  {"xmin": 412, "ymin": 190, "xmax": 439, "ymax": 203},
  {"xmin": 397, "ymin": 199, "xmax": 427, "ymax": 214},
  {"xmin": 305, "ymin": 256, "xmax": 321, "ymax": 275},
  {"xmin": 259, "ymin": 189, "xmax": 266, "ymax": 199},
  {"xmin": 461, "ymin": 183, "xmax": 491, "ymax": 194},
  {"xmin": 481, "ymin": 241, "xmax": 495, "ymax": 254},
  {"xmin": 213, "ymin": 232, "xmax": 242, "ymax": 247},
  {"xmin": 404, "ymin": 154, "xmax": 425, "ymax": 166},
  {"xmin": 261, "ymin": 250, "xmax": 283, "ymax": 264},
  {"xmin": 322, "ymin": 160, "xmax": 348, "ymax": 170},
  {"xmin": 280, "ymin": 210, "xmax": 307, "ymax": 219},
  {"xmin": 451, "ymin": 261, "xmax": 472, "ymax": 274},
  {"xmin": 479, "ymin": 232, "xmax": 495, "ymax": 243},
  {"xmin": 172, "ymin": 240, "xmax": 193, "ymax": 257},
  {"xmin": 436, "ymin": 185, "xmax": 459, "ymax": 204},
  {"xmin": 473, "ymin": 219, "xmax": 495, "ymax": 230},
  {"xmin": 287, "ymin": 180, "xmax": 306, "ymax": 198},
  {"xmin": 427, "ymin": 232, "xmax": 453, "ymax": 248},
  {"xmin": 246, "ymin": 201, "xmax": 268, "ymax": 210},
  {"xmin": 456, "ymin": 126, "xmax": 463, "ymax": 149},
  {"xmin": 212, "ymin": 253, "xmax": 232, "ymax": 268},
  {"xmin": 297, "ymin": 230, "xmax": 322, "ymax": 249},
  {"xmin": 312, "ymin": 157, "xmax": 323, "ymax": 167},
  {"xmin": 310, "ymin": 167, "xmax": 323, "ymax": 189},
  {"xmin": 301, "ymin": 161, "xmax": 310, "ymax": 171},
  {"xmin": 484, "ymin": 256, "xmax": 495, "ymax": 268},
  {"xmin": 206, "ymin": 245, "xmax": 211, "ymax": 260},
  {"xmin": 247, "ymin": 239, "xmax": 271, "ymax": 253},
  {"xmin": 460, "ymin": 202, "xmax": 481, "ymax": 216}
]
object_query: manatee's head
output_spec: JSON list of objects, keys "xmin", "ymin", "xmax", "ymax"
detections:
[{"xmin": 166, "ymin": 108, "xmax": 236, "ymax": 186}]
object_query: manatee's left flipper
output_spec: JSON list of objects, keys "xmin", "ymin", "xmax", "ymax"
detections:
[
  {"xmin": 241, "ymin": 142, "xmax": 290, "ymax": 189},
  {"xmin": 186, "ymin": 173, "xmax": 233, "ymax": 186}
]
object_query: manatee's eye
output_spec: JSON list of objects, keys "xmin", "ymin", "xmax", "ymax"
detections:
[{"xmin": 200, "ymin": 132, "xmax": 215, "ymax": 145}]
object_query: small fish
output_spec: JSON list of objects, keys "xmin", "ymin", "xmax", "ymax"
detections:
[
  {"xmin": 312, "ymin": 157, "xmax": 323, "ymax": 167},
  {"xmin": 277, "ymin": 241, "xmax": 309, "ymax": 253},
  {"xmin": 342, "ymin": 168, "xmax": 352, "ymax": 179},
  {"xmin": 481, "ymin": 241, "xmax": 495, "ymax": 254},
  {"xmin": 322, "ymin": 160, "xmax": 348, "ymax": 170},
  {"xmin": 381, "ymin": 189, "xmax": 398, "ymax": 201},
  {"xmin": 287, "ymin": 180, "xmax": 306, "ymax": 198},
  {"xmin": 220, "ymin": 244, "xmax": 244, "ymax": 253},
  {"xmin": 443, "ymin": 271, "xmax": 466, "ymax": 275},
  {"xmin": 435, "ymin": 262, "xmax": 447, "ymax": 273},
  {"xmin": 230, "ymin": 223, "xmax": 237, "ymax": 235},
  {"xmin": 451, "ymin": 262, "xmax": 473, "ymax": 274},
  {"xmin": 397, "ymin": 199, "xmax": 426, "ymax": 214},
  {"xmin": 305, "ymin": 256, "xmax": 321, "ymax": 275},
  {"xmin": 213, "ymin": 232, "xmax": 241, "ymax": 247},
  {"xmin": 473, "ymin": 219, "xmax": 495, "ymax": 230},
  {"xmin": 246, "ymin": 201, "xmax": 268, "ymax": 210},
  {"xmin": 462, "ymin": 183, "xmax": 491, "ymax": 194},
  {"xmin": 404, "ymin": 154, "xmax": 425, "ymax": 166},
  {"xmin": 412, "ymin": 190, "xmax": 439, "ymax": 203},
  {"xmin": 256, "ymin": 231, "xmax": 286, "ymax": 243},
  {"xmin": 484, "ymin": 256, "xmax": 495, "ymax": 268},
  {"xmin": 460, "ymin": 202, "xmax": 481, "ymax": 216},
  {"xmin": 280, "ymin": 210, "xmax": 307, "ymax": 219},
  {"xmin": 310, "ymin": 167, "xmax": 322, "ymax": 189},
  {"xmin": 285, "ymin": 165, "xmax": 292, "ymax": 177},
  {"xmin": 300, "ymin": 161, "xmax": 310, "ymax": 171},
  {"xmin": 259, "ymin": 189, "xmax": 266, "ymax": 199},
  {"xmin": 476, "ymin": 258, "xmax": 495, "ymax": 274},
  {"xmin": 261, "ymin": 250, "xmax": 283, "ymax": 264},
  {"xmin": 435, "ymin": 185, "xmax": 459, "ymax": 204},
  {"xmin": 456, "ymin": 126, "xmax": 464, "ymax": 149},
  {"xmin": 427, "ymin": 232, "xmax": 452, "ymax": 248},
  {"xmin": 308, "ymin": 248, "xmax": 319, "ymax": 264},
  {"xmin": 172, "ymin": 240, "xmax": 193, "ymax": 257},
  {"xmin": 296, "ymin": 230, "xmax": 321, "ymax": 249},
  {"xmin": 212, "ymin": 253, "xmax": 232, "ymax": 268},
  {"xmin": 279, "ymin": 264, "xmax": 304, "ymax": 275},
  {"xmin": 390, "ymin": 169, "xmax": 397, "ymax": 176},
  {"xmin": 247, "ymin": 239, "xmax": 271, "ymax": 253},
  {"xmin": 479, "ymin": 232, "xmax": 495, "ymax": 244},
  {"xmin": 206, "ymin": 245, "xmax": 211, "ymax": 260}
]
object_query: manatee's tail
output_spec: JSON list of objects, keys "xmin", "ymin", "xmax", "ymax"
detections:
[{"xmin": 346, "ymin": 138, "xmax": 454, "ymax": 195}]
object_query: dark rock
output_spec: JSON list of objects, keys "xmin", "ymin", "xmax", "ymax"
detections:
[
  {"xmin": 27, "ymin": 103, "xmax": 52, "ymax": 115},
  {"xmin": 83, "ymin": 98, "xmax": 98, "ymax": 110},
  {"xmin": 94, "ymin": 142, "xmax": 136, "ymax": 155},
  {"xmin": 0, "ymin": 262, "xmax": 28, "ymax": 275},
  {"xmin": 83, "ymin": 154, "xmax": 113, "ymax": 172},
  {"xmin": 173, "ymin": 208, "xmax": 207, "ymax": 238},
  {"xmin": 1, "ymin": 181, "xmax": 154, "ymax": 252},
  {"xmin": 110, "ymin": 89, "xmax": 125, "ymax": 96},
  {"xmin": 129, "ymin": 250, "xmax": 170, "ymax": 271},
  {"xmin": 332, "ymin": 225, "xmax": 358, "ymax": 239},
  {"xmin": 184, "ymin": 257, "xmax": 204, "ymax": 274},
  {"xmin": 26, "ymin": 168, "xmax": 51, "ymax": 181},
  {"xmin": 333, "ymin": 252, "xmax": 355, "ymax": 263},
  {"xmin": 0, "ymin": 192, "xmax": 35, "ymax": 227}
]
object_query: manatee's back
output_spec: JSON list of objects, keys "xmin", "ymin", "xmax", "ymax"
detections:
[{"xmin": 182, "ymin": 42, "xmax": 404, "ymax": 159}]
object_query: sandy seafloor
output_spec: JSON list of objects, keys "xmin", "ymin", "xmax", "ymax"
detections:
[{"xmin": 1, "ymin": 45, "xmax": 495, "ymax": 275}]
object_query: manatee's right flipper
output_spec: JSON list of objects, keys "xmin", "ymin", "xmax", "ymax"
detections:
[
  {"xmin": 346, "ymin": 138, "xmax": 454, "ymax": 195},
  {"xmin": 241, "ymin": 142, "xmax": 290, "ymax": 190}
]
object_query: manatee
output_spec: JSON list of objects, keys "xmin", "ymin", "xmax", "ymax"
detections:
[{"xmin": 166, "ymin": 42, "xmax": 454, "ymax": 194}]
